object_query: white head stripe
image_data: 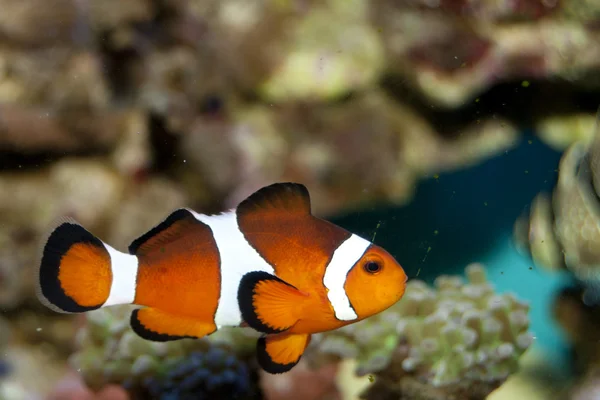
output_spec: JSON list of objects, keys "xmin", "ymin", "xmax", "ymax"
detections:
[
  {"xmin": 103, "ymin": 244, "xmax": 139, "ymax": 307},
  {"xmin": 323, "ymin": 234, "xmax": 371, "ymax": 321}
]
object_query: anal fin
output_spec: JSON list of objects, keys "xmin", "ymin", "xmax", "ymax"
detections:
[
  {"xmin": 130, "ymin": 308, "xmax": 216, "ymax": 342},
  {"xmin": 238, "ymin": 271, "xmax": 308, "ymax": 334},
  {"xmin": 257, "ymin": 333, "xmax": 311, "ymax": 374}
]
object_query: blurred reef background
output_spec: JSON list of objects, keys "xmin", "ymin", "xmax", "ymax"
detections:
[{"xmin": 1, "ymin": 0, "xmax": 600, "ymax": 399}]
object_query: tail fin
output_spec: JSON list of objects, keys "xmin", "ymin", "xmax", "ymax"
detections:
[{"xmin": 36, "ymin": 218, "xmax": 139, "ymax": 313}]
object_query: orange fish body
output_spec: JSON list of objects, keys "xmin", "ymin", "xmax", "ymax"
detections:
[{"xmin": 37, "ymin": 183, "xmax": 407, "ymax": 373}]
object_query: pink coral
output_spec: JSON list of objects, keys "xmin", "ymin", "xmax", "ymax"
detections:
[
  {"xmin": 48, "ymin": 371, "xmax": 130, "ymax": 400},
  {"xmin": 260, "ymin": 360, "xmax": 341, "ymax": 400}
]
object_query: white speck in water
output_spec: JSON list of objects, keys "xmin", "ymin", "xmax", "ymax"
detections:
[
  {"xmin": 183, "ymin": 159, "xmax": 186, "ymax": 163},
  {"xmin": 36, "ymin": 328, "xmax": 42, "ymax": 332}
]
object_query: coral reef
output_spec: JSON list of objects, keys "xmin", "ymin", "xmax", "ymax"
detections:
[
  {"xmin": 48, "ymin": 374, "xmax": 131, "ymax": 400},
  {"xmin": 259, "ymin": 360, "xmax": 342, "ymax": 400},
  {"xmin": 0, "ymin": 1, "xmax": 597, "ymax": 399},
  {"xmin": 305, "ymin": 263, "xmax": 533, "ymax": 399},
  {"xmin": 256, "ymin": 0, "xmax": 385, "ymax": 103},
  {"xmin": 140, "ymin": 348, "xmax": 261, "ymax": 400},
  {"xmin": 372, "ymin": 0, "xmax": 600, "ymax": 108},
  {"xmin": 553, "ymin": 285, "xmax": 600, "ymax": 399},
  {"xmin": 181, "ymin": 90, "xmax": 518, "ymax": 216},
  {"xmin": 2, "ymin": 341, "xmax": 70, "ymax": 399},
  {"xmin": 553, "ymin": 285, "xmax": 600, "ymax": 375},
  {"xmin": 69, "ymin": 305, "xmax": 260, "ymax": 398},
  {"xmin": 0, "ymin": 316, "xmax": 10, "ymax": 378},
  {"xmin": 0, "ymin": 160, "xmax": 188, "ymax": 310}
]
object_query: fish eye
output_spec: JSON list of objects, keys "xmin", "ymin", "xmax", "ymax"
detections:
[{"xmin": 363, "ymin": 261, "xmax": 382, "ymax": 274}]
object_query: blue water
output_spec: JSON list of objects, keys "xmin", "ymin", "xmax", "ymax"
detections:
[{"xmin": 333, "ymin": 131, "xmax": 572, "ymax": 375}]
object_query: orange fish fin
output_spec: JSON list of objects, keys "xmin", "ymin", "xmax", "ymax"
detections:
[
  {"xmin": 128, "ymin": 208, "xmax": 201, "ymax": 257},
  {"xmin": 238, "ymin": 271, "xmax": 308, "ymax": 334},
  {"xmin": 257, "ymin": 333, "xmax": 311, "ymax": 374},
  {"xmin": 130, "ymin": 308, "xmax": 217, "ymax": 342},
  {"xmin": 37, "ymin": 218, "xmax": 112, "ymax": 314},
  {"xmin": 237, "ymin": 182, "xmax": 311, "ymax": 218}
]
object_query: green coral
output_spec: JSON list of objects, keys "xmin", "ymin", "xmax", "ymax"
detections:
[
  {"xmin": 305, "ymin": 263, "xmax": 532, "ymax": 397},
  {"xmin": 69, "ymin": 305, "xmax": 260, "ymax": 392}
]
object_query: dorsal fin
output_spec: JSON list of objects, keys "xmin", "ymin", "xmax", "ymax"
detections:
[
  {"xmin": 128, "ymin": 208, "xmax": 201, "ymax": 256},
  {"xmin": 237, "ymin": 182, "xmax": 311, "ymax": 218}
]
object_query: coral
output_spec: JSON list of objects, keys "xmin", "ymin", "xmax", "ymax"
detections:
[
  {"xmin": 109, "ymin": 109, "xmax": 152, "ymax": 178},
  {"xmin": 554, "ymin": 285, "xmax": 600, "ymax": 399},
  {"xmin": 0, "ymin": 316, "xmax": 10, "ymax": 378},
  {"xmin": 305, "ymin": 263, "xmax": 533, "ymax": 399},
  {"xmin": 0, "ymin": 157, "xmax": 195, "ymax": 309},
  {"xmin": 0, "ymin": 159, "xmax": 124, "ymax": 308},
  {"xmin": 138, "ymin": 46, "xmax": 235, "ymax": 133},
  {"xmin": 69, "ymin": 305, "xmax": 259, "ymax": 395},
  {"xmin": 160, "ymin": 0, "xmax": 385, "ymax": 102},
  {"xmin": 1, "ymin": 1, "xmax": 598, "ymax": 399},
  {"xmin": 553, "ymin": 285, "xmax": 600, "ymax": 373},
  {"xmin": 0, "ymin": 229, "xmax": 31, "ymax": 309},
  {"xmin": 257, "ymin": 0, "xmax": 385, "ymax": 102},
  {"xmin": 140, "ymin": 348, "xmax": 261, "ymax": 400},
  {"xmin": 0, "ymin": 47, "xmax": 109, "ymax": 110},
  {"xmin": 2, "ymin": 342, "xmax": 70, "ymax": 399},
  {"xmin": 48, "ymin": 373, "xmax": 131, "ymax": 400},
  {"xmin": 86, "ymin": 0, "xmax": 155, "ymax": 35},
  {"xmin": 560, "ymin": 0, "xmax": 600, "ymax": 23},
  {"xmin": 0, "ymin": 107, "xmax": 135, "ymax": 154},
  {"xmin": 10, "ymin": 311, "xmax": 79, "ymax": 356},
  {"xmin": 371, "ymin": 0, "xmax": 600, "ymax": 108},
  {"xmin": 181, "ymin": 90, "xmax": 518, "ymax": 217},
  {"xmin": 104, "ymin": 177, "xmax": 190, "ymax": 250},
  {"xmin": 0, "ymin": 0, "xmax": 82, "ymax": 46},
  {"xmin": 259, "ymin": 360, "xmax": 342, "ymax": 400},
  {"xmin": 0, "ymin": 0, "xmax": 155, "ymax": 48}
]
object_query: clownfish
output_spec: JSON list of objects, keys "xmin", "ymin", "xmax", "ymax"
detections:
[{"xmin": 36, "ymin": 182, "xmax": 407, "ymax": 374}]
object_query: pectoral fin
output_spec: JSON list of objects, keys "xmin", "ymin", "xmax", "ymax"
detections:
[
  {"xmin": 238, "ymin": 271, "xmax": 309, "ymax": 334},
  {"xmin": 257, "ymin": 333, "xmax": 312, "ymax": 374},
  {"xmin": 130, "ymin": 307, "xmax": 217, "ymax": 342}
]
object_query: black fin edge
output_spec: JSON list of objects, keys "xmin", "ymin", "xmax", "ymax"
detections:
[
  {"xmin": 37, "ymin": 222, "xmax": 106, "ymax": 313},
  {"xmin": 237, "ymin": 182, "xmax": 311, "ymax": 216},
  {"xmin": 256, "ymin": 336, "xmax": 301, "ymax": 374},
  {"xmin": 129, "ymin": 309, "xmax": 196, "ymax": 342},
  {"xmin": 128, "ymin": 208, "xmax": 194, "ymax": 255},
  {"xmin": 238, "ymin": 271, "xmax": 297, "ymax": 335}
]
